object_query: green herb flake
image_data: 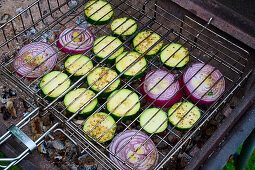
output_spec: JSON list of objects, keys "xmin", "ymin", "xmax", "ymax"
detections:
[{"xmin": 208, "ymin": 91, "xmax": 213, "ymax": 95}]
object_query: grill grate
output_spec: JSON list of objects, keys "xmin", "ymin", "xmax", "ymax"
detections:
[{"xmin": 0, "ymin": 0, "xmax": 251, "ymax": 169}]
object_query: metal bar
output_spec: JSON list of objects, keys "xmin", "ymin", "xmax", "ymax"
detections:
[{"xmin": 0, "ymin": 0, "xmax": 252, "ymax": 169}]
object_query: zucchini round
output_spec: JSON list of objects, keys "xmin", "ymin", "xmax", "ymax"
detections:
[
  {"xmin": 84, "ymin": 0, "xmax": 113, "ymax": 25},
  {"xmin": 133, "ymin": 31, "xmax": 163, "ymax": 59},
  {"xmin": 64, "ymin": 88, "xmax": 98, "ymax": 118},
  {"xmin": 139, "ymin": 108, "xmax": 168, "ymax": 134},
  {"xmin": 87, "ymin": 67, "xmax": 120, "ymax": 98},
  {"xmin": 106, "ymin": 89, "xmax": 140, "ymax": 120},
  {"xmin": 115, "ymin": 51, "xmax": 147, "ymax": 79},
  {"xmin": 64, "ymin": 54, "xmax": 93, "ymax": 79},
  {"xmin": 160, "ymin": 43, "xmax": 189, "ymax": 69},
  {"xmin": 40, "ymin": 71, "xmax": 71, "ymax": 100},
  {"xmin": 111, "ymin": 17, "xmax": 137, "ymax": 41},
  {"xmin": 93, "ymin": 36, "xmax": 124, "ymax": 63},
  {"xmin": 83, "ymin": 112, "xmax": 116, "ymax": 143},
  {"xmin": 168, "ymin": 101, "xmax": 201, "ymax": 130}
]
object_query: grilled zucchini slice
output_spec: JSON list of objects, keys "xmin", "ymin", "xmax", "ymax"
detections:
[
  {"xmin": 168, "ymin": 101, "xmax": 201, "ymax": 130},
  {"xmin": 160, "ymin": 43, "xmax": 189, "ymax": 69},
  {"xmin": 84, "ymin": 0, "xmax": 113, "ymax": 25},
  {"xmin": 115, "ymin": 51, "xmax": 147, "ymax": 79},
  {"xmin": 133, "ymin": 31, "xmax": 163, "ymax": 59}
]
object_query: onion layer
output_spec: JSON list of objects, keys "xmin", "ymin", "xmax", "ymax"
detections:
[
  {"xmin": 56, "ymin": 26, "xmax": 95, "ymax": 54},
  {"xmin": 109, "ymin": 130, "xmax": 158, "ymax": 170},
  {"xmin": 13, "ymin": 42, "xmax": 58, "ymax": 79},
  {"xmin": 182, "ymin": 62, "xmax": 225, "ymax": 105},
  {"xmin": 140, "ymin": 70, "xmax": 182, "ymax": 108}
]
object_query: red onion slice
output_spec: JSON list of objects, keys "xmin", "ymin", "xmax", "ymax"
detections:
[
  {"xmin": 56, "ymin": 26, "xmax": 95, "ymax": 54},
  {"xmin": 13, "ymin": 42, "xmax": 58, "ymax": 79},
  {"xmin": 182, "ymin": 62, "xmax": 225, "ymax": 105},
  {"xmin": 140, "ymin": 70, "xmax": 182, "ymax": 108},
  {"xmin": 109, "ymin": 130, "xmax": 158, "ymax": 170}
]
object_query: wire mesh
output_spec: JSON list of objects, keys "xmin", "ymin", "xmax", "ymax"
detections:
[{"xmin": 0, "ymin": 0, "xmax": 251, "ymax": 169}]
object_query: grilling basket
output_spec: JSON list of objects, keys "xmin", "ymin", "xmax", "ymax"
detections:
[{"xmin": 0, "ymin": 0, "xmax": 252, "ymax": 169}]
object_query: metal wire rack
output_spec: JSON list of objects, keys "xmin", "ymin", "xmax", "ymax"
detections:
[{"xmin": 0, "ymin": 0, "xmax": 251, "ymax": 169}]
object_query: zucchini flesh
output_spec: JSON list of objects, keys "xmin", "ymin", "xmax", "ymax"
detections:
[
  {"xmin": 115, "ymin": 51, "xmax": 146, "ymax": 79},
  {"xmin": 64, "ymin": 54, "xmax": 93, "ymax": 77},
  {"xmin": 139, "ymin": 108, "xmax": 168, "ymax": 133},
  {"xmin": 111, "ymin": 17, "xmax": 137, "ymax": 36},
  {"xmin": 160, "ymin": 43, "xmax": 189, "ymax": 68},
  {"xmin": 106, "ymin": 89, "xmax": 140, "ymax": 120},
  {"xmin": 93, "ymin": 36, "xmax": 124, "ymax": 62},
  {"xmin": 133, "ymin": 31, "xmax": 163, "ymax": 58},
  {"xmin": 64, "ymin": 88, "xmax": 98, "ymax": 116},
  {"xmin": 84, "ymin": 0, "xmax": 113, "ymax": 25},
  {"xmin": 168, "ymin": 102, "xmax": 201, "ymax": 130},
  {"xmin": 83, "ymin": 112, "xmax": 116, "ymax": 143},
  {"xmin": 87, "ymin": 67, "xmax": 120, "ymax": 96},
  {"xmin": 40, "ymin": 71, "xmax": 71, "ymax": 99}
]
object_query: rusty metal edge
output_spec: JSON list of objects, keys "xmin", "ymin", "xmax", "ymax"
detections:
[
  {"xmin": 184, "ymin": 83, "xmax": 255, "ymax": 169},
  {"xmin": 170, "ymin": 0, "xmax": 255, "ymax": 49}
]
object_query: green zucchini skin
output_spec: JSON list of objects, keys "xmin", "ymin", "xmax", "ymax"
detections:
[
  {"xmin": 110, "ymin": 17, "xmax": 138, "ymax": 41},
  {"xmin": 106, "ymin": 89, "xmax": 140, "ymax": 121},
  {"xmin": 87, "ymin": 67, "xmax": 120, "ymax": 98},
  {"xmin": 133, "ymin": 31, "xmax": 163, "ymax": 59},
  {"xmin": 139, "ymin": 108, "xmax": 168, "ymax": 134},
  {"xmin": 115, "ymin": 51, "xmax": 147, "ymax": 80},
  {"xmin": 160, "ymin": 43, "xmax": 189, "ymax": 69},
  {"xmin": 40, "ymin": 71, "xmax": 71, "ymax": 101},
  {"xmin": 64, "ymin": 88, "xmax": 98, "ymax": 119},
  {"xmin": 64, "ymin": 54, "xmax": 93, "ymax": 80},
  {"xmin": 168, "ymin": 101, "xmax": 201, "ymax": 130},
  {"xmin": 83, "ymin": 112, "xmax": 116, "ymax": 143},
  {"xmin": 93, "ymin": 36, "xmax": 124, "ymax": 63},
  {"xmin": 84, "ymin": 0, "xmax": 114, "ymax": 25}
]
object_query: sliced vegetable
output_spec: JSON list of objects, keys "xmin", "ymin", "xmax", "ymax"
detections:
[
  {"xmin": 83, "ymin": 112, "xmax": 116, "ymax": 143},
  {"xmin": 133, "ymin": 31, "xmax": 163, "ymax": 59},
  {"xmin": 168, "ymin": 101, "xmax": 201, "ymax": 130},
  {"xmin": 106, "ymin": 89, "xmax": 140, "ymax": 120},
  {"xmin": 13, "ymin": 42, "xmax": 58, "ymax": 79},
  {"xmin": 93, "ymin": 35, "xmax": 124, "ymax": 63},
  {"xmin": 87, "ymin": 67, "xmax": 120, "ymax": 98},
  {"xmin": 64, "ymin": 54, "xmax": 93, "ymax": 79},
  {"xmin": 160, "ymin": 43, "xmax": 189, "ymax": 69},
  {"xmin": 64, "ymin": 88, "xmax": 98, "ymax": 118},
  {"xmin": 56, "ymin": 26, "xmax": 94, "ymax": 54},
  {"xmin": 40, "ymin": 71, "xmax": 71, "ymax": 100},
  {"xmin": 140, "ymin": 70, "xmax": 182, "ymax": 108},
  {"xmin": 84, "ymin": 0, "xmax": 113, "ymax": 25},
  {"xmin": 111, "ymin": 17, "xmax": 137, "ymax": 41},
  {"xmin": 182, "ymin": 62, "xmax": 225, "ymax": 105},
  {"xmin": 139, "ymin": 108, "xmax": 168, "ymax": 134},
  {"xmin": 109, "ymin": 129, "xmax": 159, "ymax": 170},
  {"xmin": 115, "ymin": 51, "xmax": 147, "ymax": 79}
]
